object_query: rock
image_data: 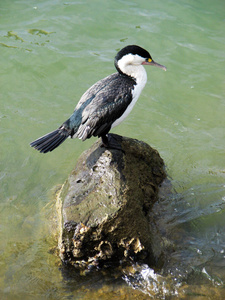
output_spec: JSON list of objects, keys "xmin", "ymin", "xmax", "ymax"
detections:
[{"xmin": 56, "ymin": 134, "xmax": 166, "ymax": 269}]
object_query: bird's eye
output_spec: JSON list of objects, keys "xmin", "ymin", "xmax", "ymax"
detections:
[{"xmin": 147, "ymin": 58, "xmax": 152, "ymax": 63}]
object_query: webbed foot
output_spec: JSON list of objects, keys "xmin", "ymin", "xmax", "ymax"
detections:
[{"xmin": 101, "ymin": 134, "xmax": 124, "ymax": 152}]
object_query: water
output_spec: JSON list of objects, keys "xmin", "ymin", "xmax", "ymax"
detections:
[{"xmin": 0, "ymin": 0, "xmax": 225, "ymax": 298}]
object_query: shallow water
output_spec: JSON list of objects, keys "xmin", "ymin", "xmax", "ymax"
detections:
[{"xmin": 0, "ymin": 0, "xmax": 225, "ymax": 299}]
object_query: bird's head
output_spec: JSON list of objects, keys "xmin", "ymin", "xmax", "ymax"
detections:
[{"xmin": 115, "ymin": 45, "xmax": 166, "ymax": 77}]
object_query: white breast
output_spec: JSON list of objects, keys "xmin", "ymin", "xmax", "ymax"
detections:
[{"xmin": 111, "ymin": 65, "xmax": 147, "ymax": 128}]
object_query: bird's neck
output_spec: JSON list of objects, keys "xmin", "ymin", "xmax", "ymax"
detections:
[
  {"xmin": 117, "ymin": 62, "xmax": 147, "ymax": 87},
  {"xmin": 129, "ymin": 65, "xmax": 147, "ymax": 86}
]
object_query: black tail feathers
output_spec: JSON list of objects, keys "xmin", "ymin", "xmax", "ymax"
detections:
[{"xmin": 30, "ymin": 127, "xmax": 70, "ymax": 153}]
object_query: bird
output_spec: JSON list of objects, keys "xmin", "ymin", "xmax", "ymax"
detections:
[{"xmin": 30, "ymin": 45, "xmax": 166, "ymax": 153}]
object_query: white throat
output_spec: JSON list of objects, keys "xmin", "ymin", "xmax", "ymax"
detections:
[
  {"xmin": 117, "ymin": 53, "xmax": 147, "ymax": 86},
  {"xmin": 112, "ymin": 54, "xmax": 148, "ymax": 129}
]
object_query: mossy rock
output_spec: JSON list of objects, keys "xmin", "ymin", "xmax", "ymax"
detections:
[{"xmin": 56, "ymin": 134, "xmax": 166, "ymax": 269}]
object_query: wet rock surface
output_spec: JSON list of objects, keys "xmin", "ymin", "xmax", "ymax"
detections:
[{"xmin": 56, "ymin": 134, "xmax": 166, "ymax": 269}]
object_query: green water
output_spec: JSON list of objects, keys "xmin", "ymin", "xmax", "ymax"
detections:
[{"xmin": 0, "ymin": 0, "xmax": 225, "ymax": 298}]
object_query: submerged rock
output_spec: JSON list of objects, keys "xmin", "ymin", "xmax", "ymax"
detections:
[{"xmin": 56, "ymin": 134, "xmax": 166, "ymax": 269}]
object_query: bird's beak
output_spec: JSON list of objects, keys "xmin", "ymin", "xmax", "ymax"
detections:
[{"xmin": 142, "ymin": 59, "xmax": 167, "ymax": 71}]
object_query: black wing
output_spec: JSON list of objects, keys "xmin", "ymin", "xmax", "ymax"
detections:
[{"xmin": 74, "ymin": 73, "xmax": 136, "ymax": 140}]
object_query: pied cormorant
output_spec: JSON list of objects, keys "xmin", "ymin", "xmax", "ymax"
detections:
[{"xmin": 30, "ymin": 45, "xmax": 166, "ymax": 153}]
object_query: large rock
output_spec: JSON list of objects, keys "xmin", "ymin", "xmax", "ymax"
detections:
[{"xmin": 56, "ymin": 134, "xmax": 166, "ymax": 269}]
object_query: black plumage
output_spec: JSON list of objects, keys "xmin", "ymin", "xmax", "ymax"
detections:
[
  {"xmin": 30, "ymin": 73, "xmax": 135, "ymax": 153},
  {"xmin": 74, "ymin": 74, "xmax": 135, "ymax": 140}
]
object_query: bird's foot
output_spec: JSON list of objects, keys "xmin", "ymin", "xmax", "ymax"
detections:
[{"xmin": 101, "ymin": 134, "xmax": 124, "ymax": 152}]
